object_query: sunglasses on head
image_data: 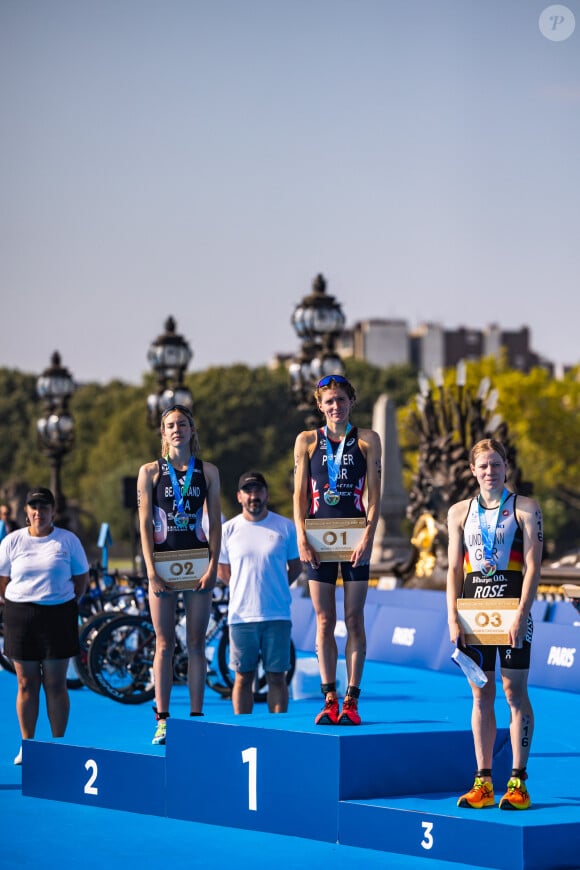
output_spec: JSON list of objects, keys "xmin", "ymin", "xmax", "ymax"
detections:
[
  {"xmin": 317, "ymin": 375, "xmax": 349, "ymax": 388},
  {"xmin": 161, "ymin": 404, "xmax": 194, "ymax": 421}
]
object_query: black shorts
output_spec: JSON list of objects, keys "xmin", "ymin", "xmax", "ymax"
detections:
[
  {"xmin": 307, "ymin": 561, "xmax": 369, "ymax": 585},
  {"xmin": 3, "ymin": 599, "xmax": 79, "ymax": 661},
  {"xmin": 461, "ymin": 614, "xmax": 533, "ymax": 672}
]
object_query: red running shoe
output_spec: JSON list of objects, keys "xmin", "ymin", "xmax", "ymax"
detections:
[
  {"xmin": 338, "ymin": 695, "xmax": 361, "ymax": 725},
  {"xmin": 315, "ymin": 697, "xmax": 340, "ymax": 725}
]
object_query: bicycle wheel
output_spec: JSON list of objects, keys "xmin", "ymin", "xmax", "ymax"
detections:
[
  {"xmin": 0, "ymin": 604, "xmax": 15, "ymax": 674},
  {"xmin": 88, "ymin": 613, "xmax": 156, "ymax": 704},
  {"xmin": 217, "ymin": 627, "xmax": 296, "ymax": 703},
  {"xmin": 205, "ymin": 621, "xmax": 232, "ymax": 698},
  {"xmin": 74, "ymin": 611, "xmax": 119, "ymax": 693}
]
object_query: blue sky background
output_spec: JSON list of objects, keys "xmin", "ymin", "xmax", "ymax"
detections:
[{"xmin": 1, "ymin": 0, "xmax": 578, "ymax": 384}]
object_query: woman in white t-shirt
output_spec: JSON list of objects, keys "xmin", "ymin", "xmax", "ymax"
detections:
[{"xmin": 0, "ymin": 487, "xmax": 89, "ymax": 766}]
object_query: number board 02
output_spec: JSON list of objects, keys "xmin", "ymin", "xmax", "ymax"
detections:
[{"xmin": 153, "ymin": 548, "xmax": 209, "ymax": 589}]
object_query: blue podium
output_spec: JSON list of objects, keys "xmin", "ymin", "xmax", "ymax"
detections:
[
  {"xmin": 22, "ymin": 741, "xmax": 166, "ymax": 816},
  {"xmin": 20, "ymin": 711, "xmax": 580, "ymax": 868}
]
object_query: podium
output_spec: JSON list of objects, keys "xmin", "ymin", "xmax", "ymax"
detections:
[{"xmin": 21, "ymin": 710, "xmax": 580, "ymax": 868}]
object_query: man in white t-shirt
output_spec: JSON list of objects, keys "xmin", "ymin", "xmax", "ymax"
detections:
[{"xmin": 218, "ymin": 471, "xmax": 302, "ymax": 714}]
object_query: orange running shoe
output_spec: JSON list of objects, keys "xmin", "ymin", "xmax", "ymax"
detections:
[
  {"xmin": 457, "ymin": 776, "xmax": 495, "ymax": 809},
  {"xmin": 338, "ymin": 695, "xmax": 361, "ymax": 725},
  {"xmin": 499, "ymin": 777, "xmax": 531, "ymax": 810},
  {"xmin": 315, "ymin": 697, "xmax": 340, "ymax": 725}
]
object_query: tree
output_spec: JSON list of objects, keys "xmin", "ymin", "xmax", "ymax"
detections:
[{"xmin": 398, "ymin": 358, "xmax": 580, "ymax": 558}]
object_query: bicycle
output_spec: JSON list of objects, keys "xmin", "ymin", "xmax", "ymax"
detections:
[
  {"xmin": 73, "ymin": 566, "xmax": 150, "ymax": 693},
  {"xmin": 85, "ymin": 582, "xmax": 296, "ymax": 704},
  {"xmin": 84, "ymin": 584, "xmax": 231, "ymax": 704}
]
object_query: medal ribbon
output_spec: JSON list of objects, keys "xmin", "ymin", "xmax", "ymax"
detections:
[
  {"xmin": 477, "ymin": 487, "xmax": 509, "ymax": 571},
  {"xmin": 165, "ymin": 455, "xmax": 196, "ymax": 520},
  {"xmin": 323, "ymin": 423, "xmax": 352, "ymax": 494}
]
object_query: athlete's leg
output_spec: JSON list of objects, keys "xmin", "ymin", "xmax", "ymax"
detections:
[
  {"xmin": 149, "ymin": 591, "xmax": 177, "ymax": 714},
  {"xmin": 183, "ymin": 589, "xmax": 212, "ymax": 715},
  {"xmin": 41, "ymin": 658, "xmax": 70, "ymax": 737},
  {"xmin": 500, "ymin": 667, "xmax": 534, "ymax": 770},
  {"xmin": 342, "ymin": 580, "xmax": 368, "ymax": 688},
  {"xmin": 470, "ymin": 676, "xmax": 497, "ymax": 776},
  {"xmin": 309, "ymin": 579, "xmax": 338, "ymax": 688}
]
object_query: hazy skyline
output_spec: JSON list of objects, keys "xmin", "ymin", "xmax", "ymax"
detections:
[{"xmin": 1, "ymin": 1, "xmax": 579, "ymax": 385}]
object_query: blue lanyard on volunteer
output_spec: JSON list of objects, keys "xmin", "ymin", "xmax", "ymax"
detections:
[
  {"xmin": 477, "ymin": 486, "xmax": 509, "ymax": 577},
  {"xmin": 323, "ymin": 423, "xmax": 352, "ymax": 506},
  {"xmin": 165, "ymin": 454, "xmax": 196, "ymax": 528}
]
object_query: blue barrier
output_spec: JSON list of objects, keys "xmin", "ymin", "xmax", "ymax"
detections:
[
  {"xmin": 289, "ymin": 588, "xmax": 580, "ymax": 693},
  {"xmin": 545, "ymin": 600, "xmax": 580, "ymax": 625},
  {"xmin": 529, "ymin": 622, "xmax": 580, "ymax": 692},
  {"xmin": 367, "ymin": 605, "xmax": 448, "ymax": 669}
]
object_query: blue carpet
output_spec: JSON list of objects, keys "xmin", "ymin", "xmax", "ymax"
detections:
[{"xmin": 2, "ymin": 660, "xmax": 579, "ymax": 869}]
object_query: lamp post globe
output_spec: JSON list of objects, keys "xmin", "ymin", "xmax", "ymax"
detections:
[
  {"xmin": 146, "ymin": 316, "xmax": 193, "ymax": 427},
  {"xmin": 36, "ymin": 351, "xmax": 76, "ymax": 526},
  {"xmin": 289, "ymin": 273, "xmax": 346, "ymax": 414}
]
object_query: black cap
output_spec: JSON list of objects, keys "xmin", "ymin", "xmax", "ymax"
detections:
[
  {"xmin": 25, "ymin": 487, "xmax": 56, "ymax": 506},
  {"xmin": 238, "ymin": 471, "xmax": 268, "ymax": 490}
]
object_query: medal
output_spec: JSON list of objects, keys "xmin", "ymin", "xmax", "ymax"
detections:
[
  {"xmin": 175, "ymin": 512, "xmax": 189, "ymax": 529},
  {"xmin": 324, "ymin": 490, "xmax": 340, "ymax": 506},
  {"xmin": 165, "ymin": 455, "xmax": 196, "ymax": 531},
  {"xmin": 477, "ymin": 488, "xmax": 509, "ymax": 579},
  {"xmin": 480, "ymin": 560, "xmax": 497, "ymax": 578}
]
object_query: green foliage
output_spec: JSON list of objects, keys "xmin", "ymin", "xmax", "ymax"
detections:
[
  {"xmin": 398, "ymin": 358, "xmax": 580, "ymax": 556},
  {"xmin": 5, "ymin": 357, "xmax": 580, "ymax": 558}
]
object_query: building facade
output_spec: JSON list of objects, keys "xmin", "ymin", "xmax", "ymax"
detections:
[{"xmin": 340, "ymin": 320, "xmax": 551, "ymax": 375}]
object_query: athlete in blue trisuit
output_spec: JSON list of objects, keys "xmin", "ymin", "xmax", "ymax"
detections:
[
  {"xmin": 138, "ymin": 405, "xmax": 222, "ymax": 745},
  {"xmin": 293, "ymin": 375, "xmax": 382, "ymax": 726},
  {"xmin": 447, "ymin": 438, "xmax": 543, "ymax": 810}
]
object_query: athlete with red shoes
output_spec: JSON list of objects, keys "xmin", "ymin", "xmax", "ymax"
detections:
[{"xmin": 293, "ymin": 375, "xmax": 381, "ymax": 726}]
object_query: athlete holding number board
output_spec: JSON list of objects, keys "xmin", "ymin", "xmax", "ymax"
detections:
[
  {"xmin": 293, "ymin": 375, "xmax": 381, "ymax": 726},
  {"xmin": 138, "ymin": 404, "xmax": 222, "ymax": 745},
  {"xmin": 447, "ymin": 438, "xmax": 543, "ymax": 811}
]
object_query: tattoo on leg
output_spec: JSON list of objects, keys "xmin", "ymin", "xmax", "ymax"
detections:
[{"xmin": 521, "ymin": 713, "xmax": 531, "ymax": 749}]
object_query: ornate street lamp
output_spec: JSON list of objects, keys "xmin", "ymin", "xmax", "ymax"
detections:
[
  {"xmin": 36, "ymin": 351, "xmax": 76, "ymax": 526},
  {"xmin": 146, "ymin": 316, "xmax": 193, "ymax": 427},
  {"xmin": 289, "ymin": 274, "xmax": 346, "ymax": 412}
]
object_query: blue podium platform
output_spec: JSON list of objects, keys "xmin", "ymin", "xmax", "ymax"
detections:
[
  {"xmin": 22, "ymin": 709, "xmax": 510, "ymax": 845},
  {"xmin": 339, "ymin": 793, "xmax": 580, "ymax": 870},
  {"xmin": 22, "ymin": 741, "xmax": 166, "ymax": 816},
  {"xmin": 164, "ymin": 718, "xmax": 511, "ymax": 841},
  {"xmin": 7, "ymin": 658, "xmax": 580, "ymax": 870}
]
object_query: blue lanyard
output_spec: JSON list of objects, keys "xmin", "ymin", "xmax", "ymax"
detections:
[
  {"xmin": 324, "ymin": 423, "xmax": 352, "ymax": 493},
  {"xmin": 477, "ymin": 487, "xmax": 509, "ymax": 563},
  {"xmin": 165, "ymin": 455, "xmax": 196, "ymax": 518}
]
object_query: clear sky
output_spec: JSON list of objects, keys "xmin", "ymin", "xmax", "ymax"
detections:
[{"xmin": 1, "ymin": 0, "xmax": 578, "ymax": 385}]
